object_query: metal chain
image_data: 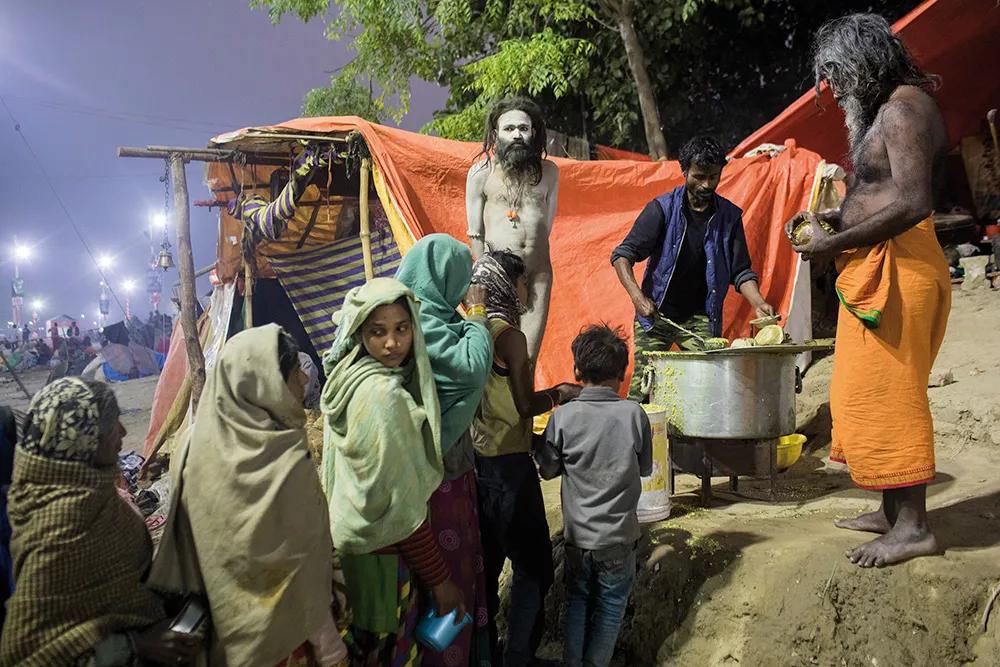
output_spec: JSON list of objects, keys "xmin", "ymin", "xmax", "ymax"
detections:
[{"xmin": 162, "ymin": 159, "xmax": 171, "ymax": 244}]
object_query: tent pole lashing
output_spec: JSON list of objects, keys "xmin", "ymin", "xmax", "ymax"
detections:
[{"xmin": 359, "ymin": 158, "xmax": 374, "ymax": 281}]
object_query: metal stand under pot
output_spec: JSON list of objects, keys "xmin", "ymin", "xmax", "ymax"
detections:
[
  {"xmin": 642, "ymin": 344, "xmax": 823, "ymax": 506},
  {"xmin": 667, "ymin": 436, "xmax": 780, "ymax": 504}
]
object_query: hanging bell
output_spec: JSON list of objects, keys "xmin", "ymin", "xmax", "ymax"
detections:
[{"xmin": 156, "ymin": 241, "xmax": 175, "ymax": 271}]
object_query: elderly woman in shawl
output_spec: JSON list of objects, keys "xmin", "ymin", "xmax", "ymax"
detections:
[
  {"xmin": 1, "ymin": 405, "xmax": 16, "ymax": 630},
  {"xmin": 150, "ymin": 324, "xmax": 347, "ymax": 666},
  {"xmin": 1, "ymin": 378, "xmax": 200, "ymax": 667},
  {"xmin": 395, "ymin": 234, "xmax": 494, "ymax": 667},
  {"xmin": 321, "ymin": 277, "xmax": 466, "ymax": 665}
]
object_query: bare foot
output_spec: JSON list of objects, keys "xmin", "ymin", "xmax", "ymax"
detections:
[
  {"xmin": 834, "ymin": 509, "xmax": 891, "ymax": 534},
  {"xmin": 846, "ymin": 530, "xmax": 940, "ymax": 568}
]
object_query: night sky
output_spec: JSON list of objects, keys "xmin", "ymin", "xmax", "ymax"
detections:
[{"xmin": 0, "ymin": 0, "xmax": 446, "ymax": 329}]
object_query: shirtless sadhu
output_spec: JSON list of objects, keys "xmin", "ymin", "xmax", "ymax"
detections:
[
  {"xmin": 786, "ymin": 14, "xmax": 951, "ymax": 568},
  {"xmin": 466, "ymin": 98, "xmax": 559, "ymax": 362}
]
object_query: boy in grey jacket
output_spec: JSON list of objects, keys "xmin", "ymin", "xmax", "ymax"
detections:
[{"xmin": 535, "ymin": 325, "xmax": 652, "ymax": 667}]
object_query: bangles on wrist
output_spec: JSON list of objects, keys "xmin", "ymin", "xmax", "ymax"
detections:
[{"xmin": 466, "ymin": 304, "xmax": 487, "ymax": 319}]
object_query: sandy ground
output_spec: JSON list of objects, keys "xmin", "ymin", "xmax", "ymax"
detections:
[
  {"xmin": 532, "ymin": 285, "xmax": 1000, "ymax": 666},
  {"xmin": 3, "ymin": 286, "xmax": 997, "ymax": 667},
  {"xmin": 1, "ymin": 369, "xmax": 159, "ymax": 456}
]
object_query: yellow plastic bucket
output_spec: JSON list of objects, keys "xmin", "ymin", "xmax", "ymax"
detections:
[
  {"xmin": 776, "ymin": 434, "xmax": 806, "ymax": 471},
  {"xmin": 638, "ymin": 404, "xmax": 671, "ymax": 523}
]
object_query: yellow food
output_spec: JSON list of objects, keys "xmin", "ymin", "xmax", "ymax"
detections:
[
  {"xmin": 704, "ymin": 337, "xmax": 729, "ymax": 350},
  {"xmin": 754, "ymin": 324, "xmax": 785, "ymax": 346},
  {"xmin": 729, "ymin": 337, "xmax": 756, "ymax": 349}
]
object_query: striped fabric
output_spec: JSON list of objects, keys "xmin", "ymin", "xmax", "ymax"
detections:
[{"xmin": 267, "ymin": 224, "xmax": 402, "ymax": 356}]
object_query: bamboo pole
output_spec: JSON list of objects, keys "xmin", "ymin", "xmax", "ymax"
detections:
[
  {"xmin": 244, "ymin": 261, "xmax": 254, "ymax": 329},
  {"xmin": 359, "ymin": 158, "xmax": 374, "ymax": 281},
  {"xmin": 118, "ymin": 146, "xmax": 290, "ymax": 166},
  {"xmin": 169, "ymin": 155, "xmax": 207, "ymax": 414}
]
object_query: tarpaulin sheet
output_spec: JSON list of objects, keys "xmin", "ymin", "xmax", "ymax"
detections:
[
  {"xmin": 596, "ymin": 145, "xmax": 652, "ymax": 161},
  {"xmin": 732, "ymin": 0, "xmax": 1000, "ymax": 163},
  {"xmin": 268, "ymin": 224, "xmax": 402, "ymax": 356},
  {"xmin": 142, "ymin": 319, "xmax": 186, "ymax": 459},
  {"xmin": 213, "ymin": 121, "xmax": 820, "ymax": 387}
]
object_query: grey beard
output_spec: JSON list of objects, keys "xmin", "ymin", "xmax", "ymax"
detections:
[
  {"xmin": 498, "ymin": 143, "xmax": 532, "ymax": 171},
  {"xmin": 841, "ymin": 95, "xmax": 876, "ymax": 157}
]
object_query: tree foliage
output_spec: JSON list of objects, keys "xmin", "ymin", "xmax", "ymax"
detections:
[
  {"xmin": 253, "ymin": 0, "xmax": 919, "ymax": 154},
  {"xmin": 302, "ymin": 74, "xmax": 381, "ymax": 121}
]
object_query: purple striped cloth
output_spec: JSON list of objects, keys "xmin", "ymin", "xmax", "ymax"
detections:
[{"xmin": 267, "ymin": 224, "xmax": 402, "ymax": 355}]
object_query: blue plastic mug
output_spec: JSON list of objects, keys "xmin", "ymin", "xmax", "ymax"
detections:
[{"xmin": 415, "ymin": 608, "xmax": 473, "ymax": 651}]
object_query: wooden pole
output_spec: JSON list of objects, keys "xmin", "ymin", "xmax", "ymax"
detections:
[
  {"xmin": 359, "ymin": 158, "xmax": 375, "ymax": 281},
  {"xmin": 244, "ymin": 261, "xmax": 254, "ymax": 329},
  {"xmin": 169, "ymin": 155, "xmax": 207, "ymax": 414},
  {"xmin": 0, "ymin": 348, "xmax": 31, "ymax": 400},
  {"xmin": 118, "ymin": 146, "xmax": 290, "ymax": 166}
]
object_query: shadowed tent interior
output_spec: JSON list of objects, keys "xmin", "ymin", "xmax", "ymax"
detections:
[{"xmin": 732, "ymin": 0, "xmax": 1000, "ymax": 164}]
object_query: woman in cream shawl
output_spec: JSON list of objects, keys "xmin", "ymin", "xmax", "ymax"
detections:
[
  {"xmin": 322, "ymin": 277, "xmax": 463, "ymax": 666},
  {"xmin": 151, "ymin": 324, "xmax": 346, "ymax": 666}
]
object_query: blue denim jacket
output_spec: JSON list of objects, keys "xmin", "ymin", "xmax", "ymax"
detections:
[{"xmin": 612, "ymin": 185, "xmax": 757, "ymax": 337}]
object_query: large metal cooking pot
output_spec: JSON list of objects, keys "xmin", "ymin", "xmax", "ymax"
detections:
[{"xmin": 641, "ymin": 347, "xmax": 805, "ymax": 439}]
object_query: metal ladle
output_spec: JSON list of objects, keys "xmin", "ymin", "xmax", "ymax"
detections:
[{"xmin": 662, "ymin": 317, "xmax": 709, "ymax": 348}]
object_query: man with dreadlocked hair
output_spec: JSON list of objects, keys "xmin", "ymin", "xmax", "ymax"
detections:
[
  {"xmin": 469, "ymin": 249, "xmax": 579, "ymax": 667},
  {"xmin": 466, "ymin": 98, "xmax": 560, "ymax": 363},
  {"xmin": 786, "ymin": 13, "xmax": 951, "ymax": 568}
]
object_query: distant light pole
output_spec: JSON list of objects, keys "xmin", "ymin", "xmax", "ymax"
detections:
[
  {"xmin": 96, "ymin": 255, "xmax": 113, "ymax": 327},
  {"xmin": 121, "ymin": 278, "xmax": 137, "ymax": 321},
  {"xmin": 11, "ymin": 241, "xmax": 32, "ymax": 327},
  {"xmin": 30, "ymin": 298, "xmax": 44, "ymax": 324}
]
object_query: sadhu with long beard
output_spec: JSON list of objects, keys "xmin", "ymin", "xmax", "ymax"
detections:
[
  {"xmin": 786, "ymin": 13, "xmax": 951, "ymax": 567},
  {"xmin": 465, "ymin": 97, "xmax": 560, "ymax": 362}
]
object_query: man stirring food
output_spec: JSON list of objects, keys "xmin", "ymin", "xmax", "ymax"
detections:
[{"xmin": 611, "ymin": 135, "xmax": 775, "ymax": 400}]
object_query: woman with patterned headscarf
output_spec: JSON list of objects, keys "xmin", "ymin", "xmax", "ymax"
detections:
[
  {"xmin": 1, "ymin": 378, "xmax": 200, "ymax": 667},
  {"xmin": 469, "ymin": 250, "xmax": 580, "ymax": 666}
]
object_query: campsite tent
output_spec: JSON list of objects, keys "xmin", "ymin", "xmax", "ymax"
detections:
[
  {"xmin": 45, "ymin": 314, "xmax": 76, "ymax": 338},
  {"xmin": 732, "ymin": 0, "xmax": 1000, "ymax": 163},
  {"xmin": 142, "ymin": 119, "xmax": 825, "ymax": 458}
]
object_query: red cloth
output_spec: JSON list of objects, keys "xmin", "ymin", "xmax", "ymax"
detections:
[
  {"xmin": 142, "ymin": 319, "xmax": 187, "ymax": 460},
  {"xmin": 395, "ymin": 520, "xmax": 449, "ymax": 587},
  {"xmin": 216, "ymin": 119, "xmax": 820, "ymax": 389}
]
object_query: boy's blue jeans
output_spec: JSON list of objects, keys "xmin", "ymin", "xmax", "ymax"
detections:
[{"xmin": 563, "ymin": 543, "xmax": 637, "ymax": 667}]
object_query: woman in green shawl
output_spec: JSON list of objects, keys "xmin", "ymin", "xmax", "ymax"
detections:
[
  {"xmin": 322, "ymin": 277, "xmax": 465, "ymax": 666},
  {"xmin": 395, "ymin": 234, "xmax": 493, "ymax": 667}
]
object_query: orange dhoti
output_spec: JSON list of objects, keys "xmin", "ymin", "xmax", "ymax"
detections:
[{"xmin": 829, "ymin": 218, "xmax": 951, "ymax": 489}]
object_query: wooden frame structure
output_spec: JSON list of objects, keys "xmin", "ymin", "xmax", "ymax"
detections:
[{"xmin": 117, "ymin": 136, "xmax": 377, "ymax": 415}]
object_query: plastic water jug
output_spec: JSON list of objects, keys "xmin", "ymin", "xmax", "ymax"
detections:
[{"xmin": 415, "ymin": 608, "xmax": 473, "ymax": 651}]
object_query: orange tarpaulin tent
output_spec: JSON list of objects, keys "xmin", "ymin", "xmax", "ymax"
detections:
[
  {"xmin": 732, "ymin": 0, "xmax": 1000, "ymax": 162},
  {"xmin": 211, "ymin": 121, "xmax": 820, "ymax": 388}
]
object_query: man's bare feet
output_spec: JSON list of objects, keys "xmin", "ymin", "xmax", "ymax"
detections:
[
  {"xmin": 846, "ymin": 529, "xmax": 940, "ymax": 568},
  {"xmin": 834, "ymin": 508, "xmax": 891, "ymax": 534}
]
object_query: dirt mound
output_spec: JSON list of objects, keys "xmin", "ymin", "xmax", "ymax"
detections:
[{"xmin": 510, "ymin": 287, "xmax": 1000, "ymax": 666}]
